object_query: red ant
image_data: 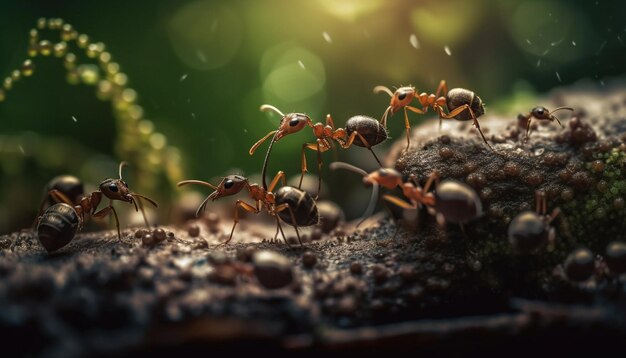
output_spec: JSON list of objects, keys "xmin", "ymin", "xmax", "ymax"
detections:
[
  {"xmin": 374, "ymin": 80, "xmax": 492, "ymax": 150},
  {"xmin": 36, "ymin": 162, "xmax": 158, "ymax": 251},
  {"xmin": 518, "ymin": 106, "xmax": 574, "ymax": 141},
  {"xmin": 249, "ymin": 104, "xmax": 386, "ymax": 198},
  {"xmin": 331, "ymin": 162, "xmax": 482, "ymax": 230},
  {"xmin": 177, "ymin": 171, "xmax": 318, "ymax": 246}
]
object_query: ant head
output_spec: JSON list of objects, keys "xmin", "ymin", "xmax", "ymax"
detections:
[
  {"xmin": 209, "ymin": 175, "xmax": 249, "ymax": 201},
  {"xmin": 276, "ymin": 113, "xmax": 311, "ymax": 140},
  {"xmin": 364, "ymin": 168, "xmax": 403, "ymax": 189},
  {"xmin": 531, "ymin": 106, "xmax": 551, "ymax": 120},
  {"xmin": 99, "ymin": 178, "xmax": 132, "ymax": 202},
  {"xmin": 390, "ymin": 87, "xmax": 416, "ymax": 114}
]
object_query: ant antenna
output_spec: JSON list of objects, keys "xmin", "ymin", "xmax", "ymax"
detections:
[
  {"xmin": 329, "ymin": 162, "xmax": 379, "ymax": 226},
  {"xmin": 260, "ymin": 104, "xmax": 285, "ymax": 117},
  {"xmin": 549, "ymin": 107, "xmax": 574, "ymax": 126},
  {"xmin": 118, "ymin": 161, "xmax": 129, "ymax": 180}
]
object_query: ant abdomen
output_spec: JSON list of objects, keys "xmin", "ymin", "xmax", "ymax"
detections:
[
  {"xmin": 274, "ymin": 186, "xmax": 319, "ymax": 227},
  {"xmin": 446, "ymin": 88, "xmax": 485, "ymax": 121},
  {"xmin": 37, "ymin": 203, "xmax": 80, "ymax": 252},
  {"xmin": 507, "ymin": 211, "xmax": 549, "ymax": 254},
  {"xmin": 434, "ymin": 180, "xmax": 482, "ymax": 224},
  {"xmin": 44, "ymin": 175, "xmax": 84, "ymax": 206},
  {"xmin": 345, "ymin": 115, "xmax": 387, "ymax": 147}
]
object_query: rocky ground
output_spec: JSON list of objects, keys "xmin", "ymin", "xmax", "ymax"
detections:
[{"xmin": 1, "ymin": 81, "xmax": 626, "ymax": 356}]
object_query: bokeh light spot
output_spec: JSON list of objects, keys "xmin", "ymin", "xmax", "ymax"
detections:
[{"xmin": 169, "ymin": 1, "xmax": 243, "ymax": 70}]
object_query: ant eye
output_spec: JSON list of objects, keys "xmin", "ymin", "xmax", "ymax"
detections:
[
  {"xmin": 108, "ymin": 184, "xmax": 118, "ymax": 192},
  {"xmin": 289, "ymin": 118, "xmax": 301, "ymax": 127},
  {"xmin": 397, "ymin": 92, "xmax": 407, "ymax": 101},
  {"xmin": 535, "ymin": 108, "xmax": 545, "ymax": 115},
  {"xmin": 224, "ymin": 179, "xmax": 234, "ymax": 189}
]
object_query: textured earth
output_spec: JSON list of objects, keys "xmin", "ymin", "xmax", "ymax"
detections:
[{"xmin": 1, "ymin": 81, "xmax": 626, "ymax": 355}]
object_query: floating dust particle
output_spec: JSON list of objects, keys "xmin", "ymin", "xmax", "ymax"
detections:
[
  {"xmin": 444, "ymin": 46, "xmax": 452, "ymax": 56},
  {"xmin": 410, "ymin": 34, "xmax": 420, "ymax": 49},
  {"xmin": 191, "ymin": 112, "xmax": 196, "ymax": 119},
  {"xmin": 196, "ymin": 49, "xmax": 207, "ymax": 63},
  {"xmin": 536, "ymin": 58, "xmax": 542, "ymax": 67},
  {"xmin": 572, "ymin": 40, "xmax": 577, "ymax": 46},
  {"xmin": 618, "ymin": 35, "xmax": 624, "ymax": 45},
  {"xmin": 298, "ymin": 60, "xmax": 305, "ymax": 69},
  {"xmin": 180, "ymin": 73, "xmax": 188, "ymax": 82},
  {"xmin": 322, "ymin": 32, "xmax": 332, "ymax": 43},
  {"xmin": 244, "ymin": 129, "xmax": 248, "ymax": 133},
  {"xmin": 556, "ymin": 72, "xmax": 562, "ymax": 82},
  {"xmin": 525, "ymin": 39, "xmax": 532, "ymax": 45},
  {"xmin": 72, "ymin": 116, "xmax": 77, "ymax": 122},
  {"xmin": 18, "ymin": 145, "xmax": 24, "ymax": 154}
]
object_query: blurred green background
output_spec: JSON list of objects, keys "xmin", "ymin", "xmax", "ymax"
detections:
[{"xmin": 1, "ymin": 0, "xmax": 625, "ymax": 233}]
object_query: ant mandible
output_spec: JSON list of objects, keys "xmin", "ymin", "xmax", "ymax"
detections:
[
  {"xmin": 374, "ymin": 80, "xmax": 492, "ymax": 151},
  {"xmin": 518, "ymin": 106, "xmax": 574, "ymax": 141},
  {"xmin": 177, "ymin": 171, "xmax": 318, "ymax": 246},
  {"xmin": 249, "ymin": 104, "xmax": 385, "ymax": 199},
  {"xmin": 37, "ymin": 162, "xmax": 158, "ymax": 242}
]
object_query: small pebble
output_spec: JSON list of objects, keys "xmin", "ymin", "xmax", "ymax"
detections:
[
  {"xmin": 252, "ymin": 250, "xmax": 293, "ymax": 289},
  {"xmin": 350, "ymin": 262, "xmax": 363, "ymax": 275},
  {"xmin": 372, "ymin": 264, "xmax": 388, "ymax": 284},
  {"xmin": 153, "ymin": 228, "xmax": 166, "ymax": 242},
  {"xmin": 302, "ymin": 251, "xmax": 317, "ymax": 268},
  {"xmin": 142, "ymin": 233, "xmax": 154, "ymax": 246},
  {"xmin": 187, "ymin": 224, "xmax": 200, "ymax": 237},
  {"xmin": 134, "ymin": 229, "xmax": 147, "ymax": 239}
]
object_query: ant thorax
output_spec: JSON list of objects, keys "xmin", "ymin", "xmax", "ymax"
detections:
[{"xmin": 248, "ymin": 184, "xmax": 268, "ymax": 203}]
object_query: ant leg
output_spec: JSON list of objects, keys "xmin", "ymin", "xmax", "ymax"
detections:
[
  {"xmin": 526, "ymin": 118, "xmax": 534, "ymax": 141},
  {"xmin": 403, "ymin": 106, "xmax": 426, "ymax": 150},
  {"xmin": 267, "ymin": 171, "xmax": 286, "ymax": 192},
  {"xmin": 93, "ymin": 202, "xmax": 121, "ymax": 240},
  {"xmin": 547, "ymin": 208, "xmax": 561, "ymax": 225},
  {"xmin": 299, "ymin": 143, "xmax": 312, "ymax": 190},
  {"xmin": 275, "ymin": 203, "xmax": 303, "ymax": 246},
  {"xmin": 382, "ymin": 194, "xmax": 418, "ymax": 210},
  {"xmin": 274, "ymin": 216, "xmax": 289, "ymax": 246},
  {"xmin": 442, "ymin": 105, "xmax": 494, "ymax": 151},
  {"xmin": 316, "ymin": 141, "xmax": 322, "ymax": 199},
  {"xmin": 355, "ymin": 132, "xmax": 383, "ymax": 166},
  {"xmin": 224, "ymin": 200, "xmax": 258, "ymax": 245},
  {"xmin": 435, "ymin": 80, "xmax": 449, "ymax": 98},
  {"xmin": 423, "ymin": 171, "xmax": 440, "ymax": 193}
]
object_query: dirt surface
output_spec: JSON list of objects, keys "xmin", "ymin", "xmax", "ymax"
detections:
[{"xmin": 1, "ymin": 81, "xmax": 626, "ymax": 356}]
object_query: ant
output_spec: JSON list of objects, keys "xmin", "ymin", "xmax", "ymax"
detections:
[
  {"xmin": 374, "ymin": 80, "xmax": 492, "ymax": 150},
  {"xmin": 177, "ymin": 171, "xmax": 318, "ymax": 246},
  {"xmin": 331, "ymin": 162, "xmax": 482, "ymax": 231},
  {"xmin": 518, "ymin": 106, "xmax": 574, "ymax": 141},
  {"xmin": 249, "ymin": 104, "xmax": 386, "ymax": 198},
  {"xmin": 36, "ymin": 162, "xmax": 158, "ymax": 247},
  {"xmin": 508, "ymin": 191, "xmax": 560, "ymax": 254}
]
